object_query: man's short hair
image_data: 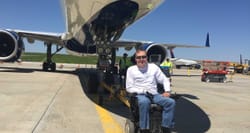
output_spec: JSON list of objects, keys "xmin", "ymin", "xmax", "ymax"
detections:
[
  {"xmin": 135, "ymin": 46, "xmax": 147, "ymax": 53},
  {"xmin": 123, "ymin": 53, "xmax": 128, "ymax": 57}
]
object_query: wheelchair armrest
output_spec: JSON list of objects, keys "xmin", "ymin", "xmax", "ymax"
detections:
[{"xmin": 127, "ymin": 92, "xmax": 137, "ymax": 97}]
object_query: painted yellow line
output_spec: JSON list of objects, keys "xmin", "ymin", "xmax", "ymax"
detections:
[{"xmin": 95, "ymin": 104, "xmax": 124, "ymax": 133}]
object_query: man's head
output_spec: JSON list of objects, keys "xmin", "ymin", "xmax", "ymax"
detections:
[
  {"xmin": 123, "ymin": 53, "xmax": 128, "ymax": 58},
  {"xmin": 166, "ymin": 58, "xmax": 170, "ymax": 62},
  {"xmin": 135, "ymin": 48, "xmax": 148, "ymax": 68}
]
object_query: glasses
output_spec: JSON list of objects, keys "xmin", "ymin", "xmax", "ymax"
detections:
[{"xmin": 135, "ymin": 55, "xmax": 147, "ymax": 60}]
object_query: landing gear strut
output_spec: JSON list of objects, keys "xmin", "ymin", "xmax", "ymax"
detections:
[{"xmin": 42, "ymin": 43, "xmax": 62, "ymax": 71}]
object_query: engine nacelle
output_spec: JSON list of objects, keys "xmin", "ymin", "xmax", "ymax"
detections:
[
  {"xmin": 0, "ymin": 30, "xmax": 24, "ymax": 62},
  {"xmin": 131, "ymin": 43, "xmax": 167, "ymax": 65},
  {"xmin": 130, "ymin": 43, "xmax": 167, "ymax": 65}
]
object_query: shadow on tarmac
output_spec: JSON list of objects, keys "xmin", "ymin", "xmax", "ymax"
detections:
[
  {"xmin": 0, "ymin": 67, "xmax": 35, "ymax": 73},
  {"xmin": 77, "ymin": 68, "xmax": 211, "ymax": 133},
  {"xmin": 0, "ymin": 66, "xmax": 76, "ymax": 75},
  {"xmin": 173, "ymin": 97, "xmax": 211, "ymax": 133},
  {"xmin": 172, "ymin": 74, "xmax": 201, "ymax": 77}
]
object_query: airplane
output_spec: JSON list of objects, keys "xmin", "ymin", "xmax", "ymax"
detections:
[
  {"xmin": 171, "ymin": 58, "xmax": 201, "ymax": 69},
  {"xmin": 168, "ymin": 48, "xmax": 202, "ymax": 69},
  {"xmin": 0, "ymin": 0, "xmax": 209, "ymax": 73}
]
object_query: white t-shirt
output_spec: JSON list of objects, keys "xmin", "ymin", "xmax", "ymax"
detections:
[{"xmin": 126, "ymin": 63, "xmax": 170, "ymax": 95}]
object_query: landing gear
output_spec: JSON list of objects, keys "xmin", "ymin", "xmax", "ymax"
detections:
[
  {"xmin": 96, "ymin": 47, "xmax": 117, "ymax": 73},
  {"xmin": 42, "ymin": 62, "xmax": 56, "ymax": 71},
  {"xmin": 95, "ymin": 48, "xmax": 120, "ymax": 106},
  {"xmin": 42, "ymin": 43, "xmax": 63, "ymax": 71}
]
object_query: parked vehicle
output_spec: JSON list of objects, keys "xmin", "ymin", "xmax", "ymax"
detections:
[
  {"xmin": 201, "ymin": 60, "xmax": 229, "ymax": 83},
  {"xmin": 226, "ymin": 66, "xmax": 235, "ymax": 74}
]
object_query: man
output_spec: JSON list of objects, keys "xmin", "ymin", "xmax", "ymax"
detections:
[
  {"xmin": 119, "ymin": 53, "xmax": 129, "ymax": 76},
  {"xmin": 160, "ymin": 58, "xmax": 173, "ymax": 86},
  {"xmin": 126, "ymin": 48, "xmax": 175, "ymax": 133},
  {"xmin": 119, "ymin": 53, "xmax": 133, "ymax": 88},
  {"xmin": 160, "ymin": 58, "xmax": 173, "ymax": 74}
]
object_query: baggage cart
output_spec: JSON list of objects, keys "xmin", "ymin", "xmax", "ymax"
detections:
[{"xmin": 201, "ymin": 60, "xmax": 229, "ymax": 83}]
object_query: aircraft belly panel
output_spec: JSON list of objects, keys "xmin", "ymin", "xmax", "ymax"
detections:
[{"xmin": 64, "ymin": 0, "xmax": 162, "ymax": 44}]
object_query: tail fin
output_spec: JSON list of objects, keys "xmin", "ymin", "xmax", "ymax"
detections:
[{"xmin": 205, "ymin": 32, "xmax": 210, "ymax": 47}]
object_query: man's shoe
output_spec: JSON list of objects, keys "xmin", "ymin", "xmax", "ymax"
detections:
[{"xmin": 162, "ymin": 127, "xmax": 171, "ymax": 133}]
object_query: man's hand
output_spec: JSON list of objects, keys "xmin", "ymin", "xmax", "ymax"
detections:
[{"xmin": 162, "ymin": 92, "xmax": 171, "ymax": 97}]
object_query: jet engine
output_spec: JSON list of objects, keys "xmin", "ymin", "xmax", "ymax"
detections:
[
  {"xmin": 145, "ymin": 43, "xmax": 167, "ymax": 64},
  {"xmin": 0, "ymin": 30, "xmax": 24, "ymax": 62},
  {"xmin": 131, "ymin": 43, "xmax": 167, "ymax": 65}
]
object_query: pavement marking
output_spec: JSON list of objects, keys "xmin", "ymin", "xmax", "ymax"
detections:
[{"xmin": 95, "ymin": 104, "xmax": 124, "ymax": 133}]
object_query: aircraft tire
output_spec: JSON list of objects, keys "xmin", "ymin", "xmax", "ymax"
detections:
[
  {"xmin": 220, "ymin": 77, "xmax": 227, "ymax": 83},
  {"xmin": 42, "ymin": 62, "xmax": 56, "ymax": 71},
  {"xmin": 42, "ymin": 62, "xmax": 49, "ymax": 71},
  {"xmin": 51, "ymin": 62, "xmax": 56, "ymax": 72}
]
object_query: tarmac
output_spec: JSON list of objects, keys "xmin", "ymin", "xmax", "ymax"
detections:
[{"xmin": 0, "ymin": 62, "xmax": 250, "ymax": 133}]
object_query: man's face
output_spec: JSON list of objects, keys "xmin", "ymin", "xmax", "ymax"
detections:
[{"xmin": 135, "ymin": 50, "xmax": 148, "ymax": 68}]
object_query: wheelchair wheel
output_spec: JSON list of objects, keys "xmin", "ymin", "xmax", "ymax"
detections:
[{"xmin": 125, "ymin": 119, "xmax": 138, "ymax": 133}]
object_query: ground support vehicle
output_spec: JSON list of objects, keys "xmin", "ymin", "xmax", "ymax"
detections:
[
  {"xmin": 201, "ymin": 69, "xmax": 228, "ymax": 83},
  {"xmin": 201, "ymin": 60, "xmax": 229, "ymax": 83}
]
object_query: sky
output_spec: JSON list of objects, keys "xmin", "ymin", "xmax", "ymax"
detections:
[{"xmin": 0, "ymin": 0, "xmax": 249, "ymax": 63}]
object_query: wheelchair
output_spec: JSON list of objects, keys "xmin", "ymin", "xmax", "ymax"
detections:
[{"xmin": 124, "ymin": 92, "xmax": 180, "ymax": 133}]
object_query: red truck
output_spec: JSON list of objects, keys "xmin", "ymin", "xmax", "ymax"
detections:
[{"xmin": 201, "ymin": 60, "xmax": 229, "ymax": 83}]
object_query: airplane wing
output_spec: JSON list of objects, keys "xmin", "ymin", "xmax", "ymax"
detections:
[
  {"xmin": 113, "ymin": 32, "xmax": 210, "ymax": 49},
  {"xmin": 112, "ymin": 40, "xmax": 152, "ymax": 48},
  {"xmin": 12, "ymin": 29, "xmax": 209, "ymax": 49},
  {"xmin": 112, "ymin": 33, "xmax": 210, "ymax": 65},
  {"xmin": 156, "ymin": 32, "xmax": 210, "ymax": 49},
  {"xmin": 114, "ymin": 41, "xmax": 208, "ymax": 48},
  {"xmin": 11, "ymin": 29, "xmax": 64, "ymax": 45}
]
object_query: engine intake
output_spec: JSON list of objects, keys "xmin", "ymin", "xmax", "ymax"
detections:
[
  {"xmin": 0, "ymin": 30, "xmax": 24, "ymax": 62},
  {"xmin": 130, "ymin": 43, "xmax": 167, "ymax": 65},
  {"xmin": 146, "ymin": 44, "xmax": 167, "ymax": 64}
]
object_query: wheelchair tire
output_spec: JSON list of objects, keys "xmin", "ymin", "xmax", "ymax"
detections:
[{"xmin": 125, "ymin": 119, "xmax": 137, "ymax": 133}]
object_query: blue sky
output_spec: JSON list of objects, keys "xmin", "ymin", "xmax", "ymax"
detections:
[{"xmin": 0, "ymin": 0, "xmax": 249, "ymax": 63}]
